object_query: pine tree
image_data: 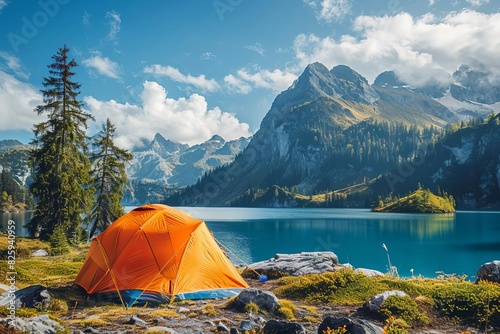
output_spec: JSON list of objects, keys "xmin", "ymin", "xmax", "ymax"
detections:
[
  {"xmin": 28, "ymin": 45, "xmax": 93, "ymax": 241},
  {"xmin": 86, "ymin": 118, "xmax": 132, "ymax": 239}
]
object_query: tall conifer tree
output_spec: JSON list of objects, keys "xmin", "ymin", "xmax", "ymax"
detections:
[
  {"xmin": 86, "ymin": 118, "xmax": 132, "ymax": 238},
  {"xmin": 28, "ymin": 45, "xmax": 93, "ymax": 241}
]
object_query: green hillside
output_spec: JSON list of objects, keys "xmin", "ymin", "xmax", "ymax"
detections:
[{"xmin": 372, "ymin": 189, "xmax": 455, "ymax": 213}]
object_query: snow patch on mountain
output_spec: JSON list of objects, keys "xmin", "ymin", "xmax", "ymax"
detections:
[
  {"xmin": 444, "ymin": 135, "xmax": 474, "ymax": 165},
  {"xmin": 127, "ymin": 134, "xmax": 250, "ymax": 187},
  {"xmin": 435, "ymin": 90, "xmax": 500, "ymax": 121}
]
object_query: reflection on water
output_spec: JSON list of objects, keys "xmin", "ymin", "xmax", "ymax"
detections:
[
  {"xmin": 0, "ymin": 211, "xmax": 33, "ymax": 236},
  {"xmin": 376, "ymin": 214, "xmax": 455, "ymax": 239}
]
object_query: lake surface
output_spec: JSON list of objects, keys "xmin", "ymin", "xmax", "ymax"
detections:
[{"xmin": 2, "ymin": 208, "xmax": 499, "ymax": 280}]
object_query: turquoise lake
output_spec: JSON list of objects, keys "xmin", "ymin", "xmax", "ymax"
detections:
[{"xmin": 2, "ymin": 208, "xmax": 500, "ymax": 280}]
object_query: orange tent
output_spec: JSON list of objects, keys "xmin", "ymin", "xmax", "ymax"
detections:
[{"xmin": 75, "ymin": 204, "xmax": 248, "ymax": 307}]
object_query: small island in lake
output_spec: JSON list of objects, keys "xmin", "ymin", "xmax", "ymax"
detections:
[{"xmin": 372, "ymin": 188, "xmax": 456, "ymax": 213}]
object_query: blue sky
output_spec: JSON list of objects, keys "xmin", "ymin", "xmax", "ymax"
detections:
[{"xmin": 0, "ymin": 0, "xmax": 498, "ymax": 148}]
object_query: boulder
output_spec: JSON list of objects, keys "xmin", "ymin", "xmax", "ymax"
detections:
[
  {"xmin": 217, "ymin": 321, "xmax": 230, "ymax": 332},
  {"xmin": 365, "ymin": 290, "xmax": 407, "ymax": 312},
  {"xmin": 232, "ymin": 288, "xmax": 279, "ymax": 313},
  {"xmin": 126, "ymin": 314, "xmax": 147, "ymax": 325},
  {"xmin": 318, "ymin": 317, "xmax": 383, "ymax": 334},
  {"xmin": 32, "ymin": 249, "xmax": 49, "ymax": 257},
  {"xmin": 0, "ymin": 284, "xmax": 51, "ymax": 309},
  {"xmin": 476, "ymin": 260, "xmax": 500, "ymax": 283},
  {"xmin": 263, "ymin": 320, "xmax": 306, "ymax": 334},
  {"xmin": 239, "ymin": 320, "xmax": 260, "ymax": 331},
  {"xmin": 248, "ymin": 252, "xmax": 342, "ymax": 278},
  {"xmin": 355, "ymin": 268, "xmax": 384, "ymax": 277},
  {"xmin": 9, "ymin": 315, "xmax": 64, "ymax": 334}
]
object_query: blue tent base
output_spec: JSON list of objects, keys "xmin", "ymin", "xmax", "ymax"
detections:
[
  {"xmin": 91, "ymin": 290, "xmax": 168, "ymax": 307},
  {"xmin": 175, "ymin": 288, "xmax": 244, "ymax": 301},
  {"xmin": 91, "ymin": 288, "xmax": 245, "ymax": 307}
]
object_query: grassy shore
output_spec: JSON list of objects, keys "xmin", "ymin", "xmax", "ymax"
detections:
[{"xmin": 1, "ymin": 237, "xmax": 499, "ymax": 333}]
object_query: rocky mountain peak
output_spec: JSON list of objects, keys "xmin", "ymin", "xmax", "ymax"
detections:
[
  {"xmin": 451, "ymin": 63, "xmax": 500, "ymax": 104},
  {"xmin": 286, "ymin": 62, "xmax": 337, "ymax": 98},
  {"xmin": 330, "ymin": 65, "xmax": 379, "ymax": 104},
  {"xmin": 149, "ymin": 133, "xmax": 188, "ymax": 155},
  {"xmin": 331, "ymin": 65, "xmax": 368, "ymax": 85},
  {"xmin": 373, "ymin": 71, "xmax": 405, "ymax": 88},
  {"xmin": 208, "ymin": 134, "xmax": 225, "ymax": 142}
]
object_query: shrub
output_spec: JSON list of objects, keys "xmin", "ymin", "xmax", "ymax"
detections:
[
  {"xmin": 79, "ymin": 317, "xmax": 110, "ymax": 328},
  {"xmin": 244, "ymin": 302, "xmax": 260, "ymax": 314},
  {"xmin": 383, "ymin": 316, "xmax": 409, "ymax": 334},
  {"xmin": 275, "ymin": 299, "xmax": 297, "ymax": 320},
  {"xmin": 201, "ymin": 304, "xmax": 219, "ymax": 316},
  {"xmin": 49, "ymin": 227, "xmax": 70, "ymax": 256},
  {"xmin": 322, "ymin": 325, "xmax": 347, "ymax": 334},
  {"xmin": 379, "ymin": 295, "xmax": 430, "ymax": 326},
  {"xmin": 48, "ymin": 298, "xmax": 69, "ymax": 312},
  {"xmin": 431, "ymin": 280, "xmax": 500, "ymax": 327},
  {"xmin": 275, "ymin": 269, "xmax": 385, "ymax": 304}
]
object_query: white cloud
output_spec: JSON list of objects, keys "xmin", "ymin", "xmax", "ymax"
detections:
[
  {"xmin": 293, "ymin": 10, "xmax": 500, "ymax": 87},
  {"xmin": 82, "ymin": 52, "xmax": 121, "ymax": 79},
  {"xmin": 466, "ymin": 0, "xmax": 490, "ymax": 6},
  {"xmin": 0, "ymin": 71, "xmax": 43, "ymax": 131},
  {"xmin": 224, "ymin": 74, "xmax": 252, "ymax": 94},
  {"xmin": 0, "ymin": 0, "xmax": 8, "ymax": 12},
  {"xmin": 82, "ymin": 11, "xmax": 90, "ymax": 28},
  {"xmin": 144, "ymin": 65, "xmax": 220, "ymax": 92},
  {"xmin": 0, "ymin": 51, "xmax": 30, "ymax": 80},
  {"xmin": 201, "ymin": 52, "xmax": 215, "ymax": 60},
  {"xmin": 105, "ymin": 11, "xmax": 121, "ymax": 45},
  {"xmin": 428, "ymin": 0, "xmax": 436, "ymax": 5},
  {"xmin": 224, "ymin": 68, "xmax": 297, "ymax": 94},
  {"xmin": 245, "ymin": 43, "xmax": 265, "ymax": 56},
  {"xmin": 304, "ymin": 0, "xmax": 352, "ymax": 23},
  {"xmin": 84, "ymin": 81, "xmax": 251, "ymax": 148}
]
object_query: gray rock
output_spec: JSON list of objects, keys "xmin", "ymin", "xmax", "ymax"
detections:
[
  {"xmin": 318, "ymin": 316, "xmax": 383, "ymax": 334},
  {"xmin": 366, "ymin": 290, "xmax": 408, "ymax": 312},
  {"xmin": 83, "ymin": 327, "xmax": 100, "ymax": 333},
  {"xmin": 178, "ymin": 306, "xmax": 190, "ymax": 313},
  {"xmin": 0, "ymin": 284, "xmax": 51, "ymax": 309},
  {"xmin": 230, "ymin": 328, "xmax": 239, "ymax": 334},
  {"xmin": 147, "ymin": 326, "xmax": 179, "ymax": 333},
  {"xmin": 263, "ymin": 320, "xmax": 306, "ymax": 334},
  {"xmin": 355, "ymin": 268, "xmax": 384, "ymax": 277},
  {"xmin": 240, "ymin": 320, "xmax": 259, "ymax": 331},
  {"xmin": 232, "ymin": 288, "xmax": 279, "ymax": 313},
  {"xmin": 32, "ymin": 249, "xmax": 49, "ymax": 257},
  {"xmin": 10, "ymin": 314, "xmax": 65, "ymax": 334},
  {"xmin": 154, "ymin": 317, "xmax": 166, "ymax": 324},
  {"xmin": 126, "ymin": 314, "xmax": 148, "ymax": 325},
  {"xmin": 248, "ymin": 252, "xmax": 340, "ymax": 277},
  {"xmin": 217, "ymin": 321, "xmax": 230, "ymax": 332},
  {"xmin": 476, "ymin": 260, "xmax": 500, "ymax": 283}
]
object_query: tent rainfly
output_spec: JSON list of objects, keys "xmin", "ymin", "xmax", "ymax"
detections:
[{"xmin": 75, "ymin": 204, "xmax": 248, "ymax": 307}]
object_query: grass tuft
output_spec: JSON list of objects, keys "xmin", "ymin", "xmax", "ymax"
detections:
[{"xmin": 244, "ymin": 301, "xmax": 261, "ymax": 314}]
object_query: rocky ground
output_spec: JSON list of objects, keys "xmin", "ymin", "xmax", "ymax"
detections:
[
  {"xmin": 2, "ymin": 251, "xmax": 499, "ymax": 333},
  {"xmin": 2, "ymin": 278, "xmax": 481, "ymax": 334}
]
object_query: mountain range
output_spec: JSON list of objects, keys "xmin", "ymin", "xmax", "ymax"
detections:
[
  {"xmin": 167, "ymin": 62, "xmax": 500, "ymax": 209},
  {"xmin": 128, "ymin": 133, "xmax": 250, "ymax": 187},
  {"xmin": 2, "ymin": 62, "xmax": 500, "ymax": 209}
]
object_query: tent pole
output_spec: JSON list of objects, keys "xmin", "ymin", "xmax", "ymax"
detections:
[{"xmin": 97, "ymin": 240, "xmax": 126, "ymax": 309}]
